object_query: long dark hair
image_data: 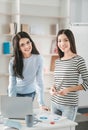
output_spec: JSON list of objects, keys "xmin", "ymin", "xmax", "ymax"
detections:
[
  {"xmin": 56, "ymin": 29, "xmax": 77, "ymax": 58},
  {"xmin": 12, "ymin": 31, "xmax": 39, "ymax": 79}
]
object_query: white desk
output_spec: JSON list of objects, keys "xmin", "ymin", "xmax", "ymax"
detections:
[
  {"xmin": 0, "ymin": 119, "xmax": 77, "ymax": 130},
  {"xmin": 0, "ymin": 109, "xmax": 77, "ymax": 130}
]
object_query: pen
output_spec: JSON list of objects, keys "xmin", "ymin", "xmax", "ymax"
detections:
[{"xmin": 40, "ymin": 116, "xmax": 48, "ymax": 119}]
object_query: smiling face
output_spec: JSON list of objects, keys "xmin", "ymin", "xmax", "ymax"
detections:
[
  {"xmin": 19, "ymin": 38, "xmax": 32, "ymax": 58},
  {"xmin": 57, "ymin": 34, "xmax": 71, "ymax": 54}
]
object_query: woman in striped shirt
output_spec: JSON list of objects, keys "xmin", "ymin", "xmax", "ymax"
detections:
[{"xmin": 50, "ymin": 29, "xmax": 88, "ymax": 121}]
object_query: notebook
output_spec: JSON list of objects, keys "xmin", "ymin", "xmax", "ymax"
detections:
[{"xmin": 0, "ymin": 95, "xmax": 33, "ymax": 119}]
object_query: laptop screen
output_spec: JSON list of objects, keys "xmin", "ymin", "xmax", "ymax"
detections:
[{"xmin": 0, "ymin": 95, "xmax": 33, "ymax": 119}]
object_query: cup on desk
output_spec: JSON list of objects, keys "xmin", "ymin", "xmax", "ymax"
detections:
[{"xmin": 25, "ymin": 114, "xmax": 33, "ymax": 127}]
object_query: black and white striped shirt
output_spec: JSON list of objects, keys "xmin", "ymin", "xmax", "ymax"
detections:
[{"xmin": 51, "ymin": 55, "xmax": 88, "ymax": 106}]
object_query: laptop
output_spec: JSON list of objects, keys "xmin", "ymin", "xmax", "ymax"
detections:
[{"xmin": 0, "ymin": 95, "xmax": 33, "ymax": 119}]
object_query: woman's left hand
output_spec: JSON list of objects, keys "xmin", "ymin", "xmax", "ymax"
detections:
[
  {"xmin": 57, "ymin": 88, "xmax": 69, "ymax": 96},
  {"xmin": 40, "ymin": 105, "xmax": 50, "ymax": 111}
]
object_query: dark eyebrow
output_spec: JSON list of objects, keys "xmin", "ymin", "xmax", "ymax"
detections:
[
  {"xmin": 25, "ymin": 39, "xmax": 31, "ymax": 43},
  {"xmin": 20, "ymin": 39, "xmax": 30, "ymax": 44}
]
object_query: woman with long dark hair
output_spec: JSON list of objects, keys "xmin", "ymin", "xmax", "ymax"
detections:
[
  {"xmin": 50, "ymin": 29, "xmax": 88, "ymax": 120},
  {"xmin": 8, "ymin": 31, "xmax": 48, "ymax": 110}
]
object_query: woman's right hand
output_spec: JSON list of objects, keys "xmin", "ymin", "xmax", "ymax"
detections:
[{"xmin": 49, "ymin": 86, "xmax": 57, "ymax": 95}]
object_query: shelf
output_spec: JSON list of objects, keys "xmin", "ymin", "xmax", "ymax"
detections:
[
  {"xmin": 0, "ymin": 53, "xmax": 58, "ymax": 57},
  {"xmin": 0, "ymin": 12, "xmax": 11, "ymax": 16},
  {"xmin": 42, "ymin": 54, "xmax": 58, "ymax": 56},
  {"xmin": 0, "ymin": 33, "xmax": 13, "ymax": 36},
  {"xmin": 70, "ymin": 23, "xmax": 88, "ymax": 26},
  {"xmin": 21, "ymin": 13, "xmax": 69, "ymax": 19},
  {"xmin": 20, "ymin": 4, "xmax": 60, "ymax": 8},
  {"xmin": 0, "ymin": 71, "xmax": 54, "ymax": 77},
  {"xmin": 0, "ymin": 93, "xmax": 7, "ymax": 96},
  {"xmin": 0, "ymin": 12, "xmax": 69, "ymax": 19},
  {"xmin": 0, "ymin": 54, "xmax": 12, "ymax": 57},
  {"xmin": 20, "ymin": 0, "xmax": 60, "ymax": 7}
]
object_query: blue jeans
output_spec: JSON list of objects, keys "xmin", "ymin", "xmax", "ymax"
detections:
[
  {"xmin": 51, "ymin": 102, "xmax": 78, "ymax": 121},
  {"xmin": 17, "ymin": 91, "xmax": 36, "ymax": 101}
]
